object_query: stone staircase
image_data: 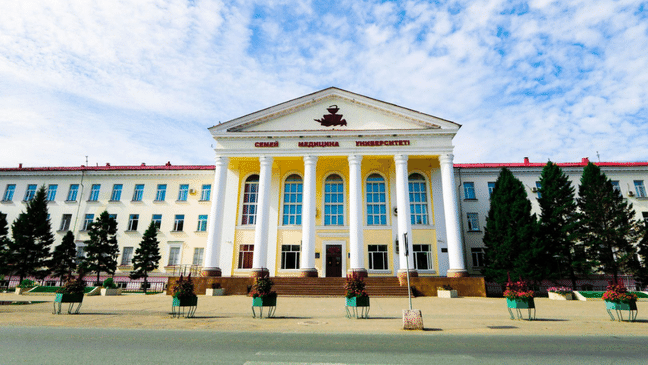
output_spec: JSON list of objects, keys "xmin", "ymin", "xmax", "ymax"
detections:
[{"xmin": 272, "ymin": 277, "xmax": 409, "ymax": 297}]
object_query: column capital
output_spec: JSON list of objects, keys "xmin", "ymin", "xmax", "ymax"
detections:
[
  {"xmin": 348, "ymin": 155, "xmax": 363, "ymax": 164},
  {"xmin": 394, "ymin": 154, "xmax": 408, "ymax": 165},
  {"xmin": 439, "ymin": 154, "xmax": 454, "ymax": 165},
  {"xmin": 214, "ymin": 156, "xmax": 229, "ymax": 167},
  {"xmin": 259, "ymin": 156, "xmax": 273, "ymax": 166},
  {"xmin": 303, "ymin": 155, "xmax": 318, "ymax": 165}
]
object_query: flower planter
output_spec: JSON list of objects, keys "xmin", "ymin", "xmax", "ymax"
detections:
[
  {"xmin": 437, "ymin": 289, "xmax": 458, "ymax": 298},
  {"xmin": 15, "ymin": 287, "xmax": 34, "ymax": 295},
  {"xmin": 345, "ymin": 296, "xmax": 370, "ymax": 319},
  {"xmin": 548, "ymin": 292, "xmax": 572, "ymax": 300},
  {"xmin": 605, "ymin": 300, "xmax": 638, "ymax": 322},
  {"xmin": 205, "ymin": 288, "xmax": 225, "ymax": 296},
  {"xmin": 53, "ymin": 293, "xmax": 84, "ymax": 314},
  {"xmin": 100, "ymin": 288, "xmax": 122, "ymax": 296},
  {"xmin": 506, "ymin": 298, "xmax": 536, "ymax": 320},
  {"xmin": 252, "ymin": 296, "xmax": 277, "ymax": 318},
  {"xmin": 172, "ymin": 296, "xmax": 198, "ymax": 318}
]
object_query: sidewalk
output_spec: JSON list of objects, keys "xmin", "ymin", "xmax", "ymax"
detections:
[{"xmin": 1, "ymin": 293, "xmax": 646, "ymax": 336}]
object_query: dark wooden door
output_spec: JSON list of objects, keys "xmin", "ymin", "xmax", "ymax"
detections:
[{"xmin": 326, "ymin": 245, "xmax": 342, "ymax": 277}]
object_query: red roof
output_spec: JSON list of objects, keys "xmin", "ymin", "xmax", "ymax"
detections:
[
  {"xmin": 0, "ymin": 163, "xmax": 215, "ymax": 172},
  {"xmin": 455, "ymin": 157, "xmax": 648, "ymax": 169}
]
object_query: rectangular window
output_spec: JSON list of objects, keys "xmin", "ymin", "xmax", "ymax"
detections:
[
  {"xmin": 611, "ymin": 181, "xmax": 621, "ymax": 192},
  {"xmin": 110, "ymin": 184, "xmax": 122, "ymax": 201},
  {"xmin": 535, "ymin": 181, "xmax": 542, "ymax": 199},
  {"xmin": 128, "ymin": 214, "xmax": 139, "ymax": 231},
  {"xmin": 168, "ymin": 247, "xmax": 181, "ymax": 266},
  {"xmin": 178, "ymin": 184, "xmax": 189, "ymax": 201},
  {"xmin": 59, "ymin": 214, "xmax": 72, "ymax": 231},
  {"xmin": 408, "ymin": 175, "xmax": 429, "ymax": 225},
  {"xmin": 366, "ymin": 175, "xmax": 387, "ymax": 225},
  {"xmin": 121, "ymin": 247, "xmax": 134, "ymax": 266},
  {"xmin": 324, "ymin": 176, "xmax": 344, "ymax": 226},
  {"xmin": 471, "ymin": 247, "xmax": 485, "ymax": 268},
  {"xmin": 634, "ymin": 180, "xmax": 646, "ymax": 198},
  {"xmin": 67, "ymin": 184, "xmax": 79, "ymax": 201},
  {"xmin": 76, "ymin": 245, "xmax": 86, "ymax": 263},
  {"xmin": 24, "ymin": 184, "xmax": 37, "ymax": 201},
  {"xmin": 173, "ymin": 214, "xmax": 184, "ymax": 231},
  {"xmin": 413, "ymin": 244, "xmax": 432, "ymax": 271},
  {"xmin": 109, "ymin": 213, "xmax": 117, "ymax": 220},
  {"xmin": 368, "ymin": 245, "xmax": 388, "ymax": 270},
  {"xmin": 2, "ymin": 184, "xmax": 15, "ymax": 201},
  {"xmin": 82, "ymin": 214, "xmax": 94, "ymax": 231},
  {"xmin": 89, "ymin": 184, "xmax": 101, "ymax": 201},
  {"xmin": 463, "ymin": 182, "xmax": 476, "ymax": 200},
  {"xmin": 282, "ymin": 176, "xmax": 303, "ymax": 225},
  {"xmin": 47, "ymin": 184, "xmax": 58, "ymax": 201},
  {"xmin": 200, "ymin": 184, "xmax": 211, "ymax": 201},
  {"xmin": 467, "ymin": 213, "xmax": 480, "ymax": 231},
  {"xmin": 238, "ymin": 244, "xmax": 254, "ymax": 269},
  {"xmin": 281, "ymin": 245, "xmax": 301, "ymax": 270},
  {"xmin": 192, "ymin": 248, "xmax": 204, "ymax": 266},
  {"xmin": 132, "ymin": 184, "xmax": 144, "ymax": 201},
  {"xmin": 197, "ymin": 214, "xmax": 208, "ymax": 231},
  {"xmin": 487, "ymin": 182, "xmax": 496, "ymax": 197},
  {"xmin": 242, "ymin": 177, "xmax": 259, "ymax": 225},
  {"xmin": 155, "ymin": 184, "xmax": 167, "ymax": 201},
  {"xmin": 152, "ymin": 214, "xmax": 162, "ymax": 229}
]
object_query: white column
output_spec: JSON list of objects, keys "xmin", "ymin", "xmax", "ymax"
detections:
[
  {"xmin": 348, "ymin": 155, "xmax": 367, "ymax": 277},
  {"xmin": 300, "ymin": 155, "xmax": 318, "ymax": 277},
  {"xmin": 202, "ymin": 156, "xmax": 229, "ymax": 277},
  {"xmin": 252, "ymin": 156, "xmax": 273, "ymax": 277},
  {"xmin": 394, "ymin": 155, "xmax": 416, "ymax": 276},
  {"xmin": 439, "ymin": 154, "xmax": 468, "ymax": 277}
]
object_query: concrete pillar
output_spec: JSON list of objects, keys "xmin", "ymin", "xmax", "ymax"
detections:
[
  {"xmin": 348, "ymin": 155, "xmax": 367, "ymax": 277},
  {"xmin": 439, "ymin": 154, "xmax": 468, "ymax": 277},
  {"xmin": 251, "ymin": 156, "xmax": 273, "ymax": 277},
  {"xmin": 300, "ymin": 155, "xmax": 318, "ymax": 277},
  {"xmin": 201, "ymin": 156, "xmax": 229, "ymax": 277}
]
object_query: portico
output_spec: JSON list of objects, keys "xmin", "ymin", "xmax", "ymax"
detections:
[{"xmin": 202, "ymin": 88, "xmax": 468, "ymax": 278}]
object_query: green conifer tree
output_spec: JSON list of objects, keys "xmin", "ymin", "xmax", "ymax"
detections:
[
  {"xmin": 130, "ymin": 221, "xmax": 161, "ymax": 293},
  {"xmin": 482, "ymin": 168, "xmax": 543, "ymax": 284},
  {"xmin": 576, "ymin": 162, "xmax": 643, "ymax": 282},
  {"xmin": 49, "ymin": 231, "xmax": 77, "ymax": 283},
  {"xmin": 8, "ymin": 185, "xmax": 54, "ymax": 282},
  {"xmin": 0, "ymin": 212, "xmax": 11, "ymax": 276},
  {"xmin": 537, "ymin": 161, "xmax": 583, "ymax": 289},
  {"xmin": 83, "ymin": 210, "xmax": 119, "ymax": 284}
]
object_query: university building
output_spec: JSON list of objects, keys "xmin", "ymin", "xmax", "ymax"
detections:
[{"xmin": 1, "ymin": 88, "xmax": 647, "ymax": 281}]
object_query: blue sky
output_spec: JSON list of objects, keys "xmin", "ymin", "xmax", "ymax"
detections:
[{"xmin": 1, "ymin": 0, "xmax": 647, "ymax": 167}]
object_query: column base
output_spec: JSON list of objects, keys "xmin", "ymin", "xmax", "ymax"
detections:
[
  {"xmin": 299, "ymin": 268, "xmax": 318, "ymax": 278},
  {"xmin": 250, "ymin": 268, "xmax": 270, "ymax": 278},
  {"xmin": 397, "ymin": 269, "xmax": 418, "ymax": 285},
  {"xmin": 446, "ymin": 269, "xmax": 470, "ymax": 278},
  {"xmin": 201, "ymin": 267, "xmax": 222, "ymax": 277},
  {"xmin": 347, "ymin": 268, "xmax": 368, "ymax": 278}
]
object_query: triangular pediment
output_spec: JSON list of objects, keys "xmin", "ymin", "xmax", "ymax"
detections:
[{"xmin": 209, "ymin": 88, "xmax": 460, "ymax": 136}]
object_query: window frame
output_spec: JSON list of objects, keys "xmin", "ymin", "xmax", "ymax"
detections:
[
  {"xmin": 177, "ymin": 184, "xmax": 189, "ymax": 201},
  {"xmin": 487, "ymin": 182, "xmax": 496, "ymax": 197},
  {"xmin": 2, "ymin": 184, "xmax": 16, "ymax": 202},
  {"xmin": 467, "ymin": 212, "xmax": 481, "ymax": 232},
  {"xmin": 121, "ymin": 247, "xmax": 134, "ymax": 266},
  {"xmin": 413, "ymin": 244, "xmax": 433, "ymax": 271},
  {"xmin": 173, "ymin": 214, "xmax": 185, "ymax": 231},
  {"xmin": 47, "ymin": 184, "xmax": 58, "ymax": 201},
  {"xmin": 408, "ymin": 173, "xmax": 430, "ymax": 226},
  {"xmin": 127, "ymin": 214, "xmax": 139, "ymax": 231},
  {"xmin": 155, "ymin": 184, "xmax": 167, "ymax": 201},
  {"xmin": 368, "ymin": 244, "xmax": 389, "ymax": 271},
  {"xmin": 167, "ymin": 244, "xmax": 182, "ymax": 267},
  {"xmin": 132, "ymin": 184, "xmax": 144, "ymax": 201},
  {"xmin": 241, "ymin": 174, "xmax": 259, "ymax": 225},
  {"xmin": 471, "ymin": 247, "xmax": 486, "ymax": 268},
  {"xmin": 67, "ymin": 184, "xmax": 79, "ymax": 202},
  {"xmin": 197, "ymin": 214, "xmax": 208, "ymax": 232},
  {"xmin": 110, "ymin": 184, "xmax": 122, "ymax": 201},
  {"xmin": 366, "ymin": 173, "xmax": 388, "ymax": 226},
  {"xmin": 152, "ymin": 214, "xmax": 162, "ymax": 229},
  {"xmin": 323, "ymin": 174, "xmax": 345, "ymax": 226},
  {"xmin": 81, "ymin": 214, "xmax": 94, "ymax": 231},
  {"xmin": 237, "ymin": 244, "xmax": 254, "ymax": 269},
  {"xmin": 280, "ymin": 244, "xmax": 301, "ymax": 270},
  {"xmin": 88, "ymin": 184, "xmax": 101, "ymax": 201},
  {"xmin": 282, "ymin": 174, "xmax": 303, "ymax": 226},
  {"xmin": 59, "ymin": 214, "xmax": 72, "ymax": 231},
  {"xmin": 192, "ymin": 248, "xmax": 205, "ymax": 266},
  {"xmin": 23, "ymin": 184, "xmax": 37, "ymax": 202},
  {"xmin": 634, "ymin": 180, "xmax": 646, "ymax": 198},
  {"xmin": 463, "ymin": 182, "xmax": 476, "ymax": 200},
  {"xmin": 200, "ymin": 184, "xmax": 211, "ymax": 201}
]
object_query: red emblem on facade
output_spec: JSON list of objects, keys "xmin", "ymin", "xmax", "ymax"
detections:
[{"xmin": 314, "ymin": 105, "xmax": 347, "ymax": 127}]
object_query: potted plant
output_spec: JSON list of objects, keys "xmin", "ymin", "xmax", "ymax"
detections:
[
  {"xmin": 602, "ymin": 282, "xmax": 638, "ymax": 321},
  {"xmin": 100, "ymin": 277, "xmax": 122, "ymax": 296},
  {"xmin": 206, "ymin": 282, "xmax": 225, "ymax": 296},
  {"xmin": 250, "ymin": 274, "xmax": 277, "ymax": 318},
  {"xmin": 437, "ymin": 284, "xmax": 458, "ymax": 298},
  {"xmin": 547, "ymin": 286, "xmax": 573, "ymax": 300},
  {"xmin": 504, "ymin": 279, "xmax": 535, "ymax": 320},
  {"xmin": 15, "ymin": 279, "xmax": 37, "ymax": 295},
  {"xmin": 53, "ymin": 274, "xmax": 86, "ymax": 314},
  {"xmin": 171, "ymin": 274, "xmax": 198, "ymax": 318},
  {"xmin": 344, "ymin": 272, "xmax": 370, "ymax": 318}
]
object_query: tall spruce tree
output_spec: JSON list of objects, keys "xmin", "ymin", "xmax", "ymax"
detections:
[
  {"xmin": 483, "ymin": 168, "xmax": 544, "ymax": 284},
  {"xmin": 49, "ymin": 231, "xmax": 77, "ymax": 283},
  {"xmin": 130, "ymin": 221, "xmax": 161, "ymax": 293},
  {"xmin": 576, "ymin": 162, "xmax": 642, "ymax": 282},
  {"xmin": 83, "ymin": 210, "xmax": 119, "ymax": 284},
  {"xmin": 8, "ymin": 185, "xmax": 55, "ymax": 282},
  {"xmin": 537, "ymin": 162, "xmax": 584, "ymax": 289},
  {"xmin": 0, "ymin": 212, "xmax": 11, "ymax": 276}
]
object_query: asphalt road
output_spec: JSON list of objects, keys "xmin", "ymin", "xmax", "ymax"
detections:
[{"xmin": 1, "ymin": 326, "xmax": 647, "ymax": 364}]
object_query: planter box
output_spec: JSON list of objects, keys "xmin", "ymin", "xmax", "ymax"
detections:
[
  {"xmin": 437, "ymin": 289, "xmax": 458, "ymax": 298},
  {"xmin": 173, "ymin": 296, "xmax": 198, "ymax": 307},
  {"xmin": 53, "ymin": 293, "xmax": 84, "ymax": 314},
  {"xmin": 205, "ymin": 288, "xmax": 225, "ymax": 296},
  {"xmin": 605, "ymin": 300, "xmax": 638, "ymax": 322},
  {"xmin": 252, "ymin": 296, "xmax": 277, "ymax": 307},
  {"xmin": 100, "ymin": 288, "xmax": 122, "ymax": 296},
  {"xmin": 548, "ymin": 292, "xmax": 573, "ymax": 300},
  {"xmin": 172, "ymin": 296, "xmax": 198, "ymax": 318},
  {"xmin": 506, "ymin": 298, "xmax": 535, "ymax": 309},
  {"xmin": 15, "ymin": 287, "xmax": 32, "ymax": 295},
  {"xmin": 346, "ymin": 296, "xmax": 370, "ymax": 307}
]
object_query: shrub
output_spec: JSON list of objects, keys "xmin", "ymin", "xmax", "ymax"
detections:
[
  {"xmin": 172, "ymin": 274, "xmax": 196, "ymax": 299},
  {"xmin": 437, "ymin": 284, "xmax": 454, "ymax": 291},
  {"xmin": 344, "ymin": 272, "xmax": 368, "ymax": 298},
  {"xmin": 250, "ymin": 274, "xmax": 276, "ymax": 299},
  {"xmin": 18, "ymin": 279, "xmax": 36, "ymax": 288},
  {"xmin": 503, "ymin": 280, "xmax": 534, "ymax": 300},
  {"xmin": 602, "ymin": 282, "xmax": 637, "ymax": 304},
  {"xmin": 102, "ymin": 278, "xmax": 117, "ymax": 289},
  {"xmin": 57, "ymin": 275, "xmax": 86, "ymax": 295}
]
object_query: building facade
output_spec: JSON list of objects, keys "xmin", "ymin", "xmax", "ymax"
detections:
[{"xmin": 1, "ymin": 88, "xmax": 647, "ymax": 279}]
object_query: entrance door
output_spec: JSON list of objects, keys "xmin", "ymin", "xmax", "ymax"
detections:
[{"xmin": 325, "ymin": 244, "xmax": 342, "ymax": 277}]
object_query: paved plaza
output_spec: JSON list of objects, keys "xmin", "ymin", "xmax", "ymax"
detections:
[{"xmin": 1, "ymin": 293, "xmax": 646, "ymax": 336}]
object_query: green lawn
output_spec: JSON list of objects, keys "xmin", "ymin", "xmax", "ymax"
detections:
[
  {"xmin": 28, "ymin": 286, "xmax": 97, "ymax": 294},
  {"xmin": 578, "ymin": 291, "xmax": 648, "ymax": 299}
]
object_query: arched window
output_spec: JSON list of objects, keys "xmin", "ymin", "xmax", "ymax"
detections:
[
  {"xmin": 366, "ymin": 173, "xmax": 387, "ymax": 225},
  {"xmin": 408, "ymin": 173, "xmax": 429, "ymax": 225},
  {"xmin": 283, "ymin": 174, "xmax": 303, "ymax": 225},
  {"xmin": 241, "ymin": 174, "xmax": 259, "ymax": 225},
  {"xmin": 324, "ymin": 174, "xmax": 344, "ymax": 226}
]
